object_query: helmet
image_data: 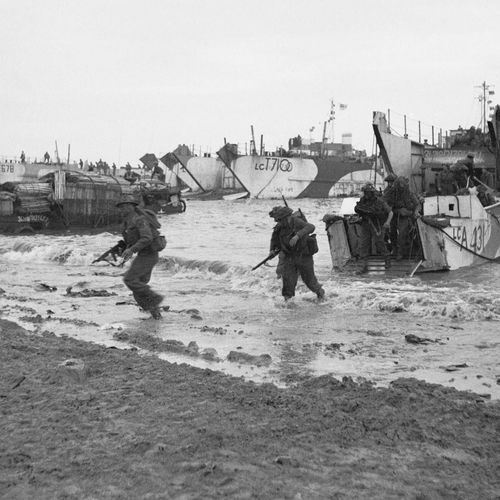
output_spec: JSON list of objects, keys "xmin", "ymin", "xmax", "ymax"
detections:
[
  {"xmin": 269, "ymin": 206, "xmax": 293, "ymax": 220},
  {"xmin": 116, "ymin": 194, "xmax": 139, "ymax": 207},
  {"xmin": 361, "ymin": 183, "xmax": 376, "ymax": 193},
  {"xmin": 384, "ymin": 173, "xmax": 397, "ymax": 182}
]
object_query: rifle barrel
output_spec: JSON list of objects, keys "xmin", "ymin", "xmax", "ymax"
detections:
[{"xmin": 252, "ymin": 251, "xmax": 278, "ymax": 271}]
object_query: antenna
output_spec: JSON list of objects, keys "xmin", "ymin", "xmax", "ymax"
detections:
[
  {"xmin": 329, "ymin": 99, "xmax": 335, "ymax": 143},
  {"xmin": 475, "ymin": 81, "xmax": 496, "ymax": 133},
  {"xmin": 250, "ymin": 126, "xmax": 257, "ymax": 155}
]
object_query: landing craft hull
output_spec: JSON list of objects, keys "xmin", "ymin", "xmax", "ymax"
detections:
[
  {"xmin": 228, "ymin": 155, "xmax": 373, "ymax": 199},
  {"xmin": 169, "ymin": 157, "xmax": 225, "ymax": 193},
  {"xmin": 164, "ymin": 153, "xmax": 374, "ymax": 199},
  {"xmin": 418, "ymin": 197, "xmax": 500, "ymax": 271},
  {"xmin": 325, "ymin": 196, "xmax": 500, "ymax": 275},
  {"xmin": 341, "ymin": 109, "xmax": 500, "ymax": 274}
]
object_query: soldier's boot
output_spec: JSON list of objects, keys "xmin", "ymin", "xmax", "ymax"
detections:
[
  {"xmin": 356, "ymin": 261, "xmax": 369, "ymax": 275},
  {"xmin": 150, "ymin": 307, "xmax": 162, "ymax": 320}
]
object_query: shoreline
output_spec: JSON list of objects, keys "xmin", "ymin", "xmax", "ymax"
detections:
[{"xmin": 1, "ymin": 318, "xmax": 499, "ymax": 499}]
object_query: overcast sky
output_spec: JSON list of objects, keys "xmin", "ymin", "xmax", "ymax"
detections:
[{"xmin": 1, "ymin": 0, "xmax": 498, "ymax": 164}]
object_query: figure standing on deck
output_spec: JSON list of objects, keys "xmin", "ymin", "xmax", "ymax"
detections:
[
  {"xmin": 383, "ymin": 176, "xmax": 420, "ymax": 260},
  {"xmin": 476, "ymin": 184, "xmax": 496, "ymax": 207},
  {"xmin": 151, "ymin": 161, "xmax": 165, "ymax": 182},
  {"xmin": 117, "ymin": 196, "xmax": 165, "ymax": 319},
  {"xmin": 44, "ymin": 151, "xmax": 51, "ymax": 164},
  {"xmin": 450, "ymin": 153, "xmax": 476, "ymax": 190},
  {"xmin": 383, "ymin": 172, "xmax": 397, "ymax": 194},
  {"xmin": 463, "ymin": 153, "xmax": 475, "ymax": 179},
  {"xmin": 354, "ymin": 183, "xmax": 392, "ymax": 273},
  {"xmin": 124, "ymin": 163, "xmax": 140, "ymax": 184},
  {"xmin": 383, "ymin": 173, "xmax": 398, "ymax": 252},
  {"xmin": 268, "ymin": 206, "xmax": 325, "ymax": 301}
]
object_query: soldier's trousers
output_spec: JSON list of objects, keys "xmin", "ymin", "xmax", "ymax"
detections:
[
  {"xmin": 281, "ymin": 254, "xmax": 323, "ymax": 299},
  {"xmin": 359, "ymin": 220, "xmax": 388, "ymax": 262},
  {"xmin": 395, "ymin": 215, "xmax": 412, "ymax": 258},
  {"xmin": 123, "ymin": 251, "xmax": 162, "ymax": 311}
]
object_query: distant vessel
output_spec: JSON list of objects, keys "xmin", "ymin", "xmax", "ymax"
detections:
[
  {"xmin": 160, "ymin": 136, "xmax": 375, "ymax": 200},
  {"xmin": 0, "ymin": 156, "xmax": 80, "ymax": 184},
  {"xmin": 216, "ymin": 142, "xmax": 373, "ymax": 199},
  {"xmin": 159, "ymin": 103, "xmax": 376, "ymax": 199}
]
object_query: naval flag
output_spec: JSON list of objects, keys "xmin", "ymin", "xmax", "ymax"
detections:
[{"xmin": 339, "ymin": 103, "xmax": 348, "ymax": 110}]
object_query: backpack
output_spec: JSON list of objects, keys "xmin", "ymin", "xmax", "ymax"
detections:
[
  {"xmin": 306, "ymin": 234, "xmax": 319, "ymax": 255},
  {"xmin": 151, "ymin": 234, "xmax": 167, "ymax": 251},
  {"xmin": 136, "ymin": 207, "xmax": 167, "ymax": 252}
]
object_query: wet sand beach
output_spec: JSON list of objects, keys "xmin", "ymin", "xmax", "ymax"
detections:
[
  {"xmin": 1, "ymin": 198, "xmax": 500, "ymax": 498},
  {"xmin": 1, "ymin": 318, "xmax": 500, "ymax": 499}
]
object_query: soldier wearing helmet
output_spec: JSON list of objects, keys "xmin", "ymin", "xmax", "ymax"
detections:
[
  {"xmin": 383, "ymin": 176, "xmax": 420, "ymax": 260},
  {"xmin": 268, "ymin": 205, "xmax": 325, "ymax": 301},
  {"xmin": 383, "ymin": 173, "xmax": 397, "ymax": 194},
  {"xmin": 354, "ymin": 183, "xmax": 392, "ymax": 273},
  {"xmin": 116, "ymin": 195, "xmax": 165, "ymax": 319}
]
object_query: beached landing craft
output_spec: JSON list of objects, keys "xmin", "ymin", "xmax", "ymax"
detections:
[
  {"xmin": 0, "ymin": 163, "xmax": 185, "ymax": 234},
  {"xmin": 324, "ymin": 105, "xmax": 500, "ymax": 275}
]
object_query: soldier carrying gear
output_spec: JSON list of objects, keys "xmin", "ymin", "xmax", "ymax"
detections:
[
  {"xmin": 354, "ymin": 183, "xmax": 393, "ymax": 273},
  {"xmin": 268, "ymin": 205, "xmax": 325, "ymax": 301},
  {"xmin": 476, "ymin": 184, "xmax": 496, "ymax": 207},
  {"xmin": 116, "ymin": 195, "xmax": 166, "ymax": 319},
  {"xmin": 383, "ymin": 173, "xmax": 397, "ymax": 194},
  {"xmin": 383, "ymin": 176, "xmax": 420, "ymax": 260}
]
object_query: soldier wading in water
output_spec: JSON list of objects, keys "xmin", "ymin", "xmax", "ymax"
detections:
[
  {"xmin": 268, "ymin": 206, "xmax": 325, "ymax": 302},
  {"xmin": 116, "ymin": 196, "xmax": 166, "ymax": 319}
]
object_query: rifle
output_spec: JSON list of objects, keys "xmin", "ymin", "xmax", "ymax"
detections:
[
  {"xmin": 92, "ymin": 240, "xmax": 126, "ymax": 266},
  {"xmin": 282, "ymin": 194, "xmax": 306, "ymax": 221},
  {"xmin": 472, "ymin": 176, "xmax": 496, "ymax": 195},
  {"xmin": 252, "ymin": 249, "xmax": 279, "ymax": 271}
]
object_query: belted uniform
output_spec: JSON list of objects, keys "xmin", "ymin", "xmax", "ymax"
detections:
[
  {"xmin": 122, "ymin": 210, "xmax": 163, "ymax": 311},
  {"xmin": 270, "ymin": 210, "xmax": 324, "ymax": 300}
]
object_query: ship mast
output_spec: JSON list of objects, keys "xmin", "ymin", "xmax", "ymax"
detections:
[
  {"xmin": 329, "ymin": 99, "xmax": 335, "ymax": 143},
  {"xmin": 475, "ymin": 81, "xmax": 495, "ymax": 133}
]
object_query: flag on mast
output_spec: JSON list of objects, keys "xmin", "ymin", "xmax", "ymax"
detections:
[{"xmin": 339, "ymin": 103, "xmax": 348, "ymax": 110}]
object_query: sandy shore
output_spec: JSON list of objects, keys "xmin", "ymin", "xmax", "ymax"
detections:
[{"xmin": 1, "ymin": 318, "xmax": 499, "ymax": 499}]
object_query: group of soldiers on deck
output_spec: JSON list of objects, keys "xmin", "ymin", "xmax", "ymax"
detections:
[
  {"xmin": 353, "ymin": 153, "xmax": 497, "ymax": 273},
  {"xmin": 437, "ymin": 153, "xmax": 496, "ymax": 205},
  {"xmin": 354, "ymin": 174, "xmax": 420, "ymax": 273}
]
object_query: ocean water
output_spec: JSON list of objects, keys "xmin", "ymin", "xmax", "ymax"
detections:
[{"xmin": 1, "ymin": 198, "xmax": 499, "ymax": 398}]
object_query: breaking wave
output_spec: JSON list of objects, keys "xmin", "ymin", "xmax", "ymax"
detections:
[
  {"xmin": 327, "ymin": 278, "xmax": 500, "ymax": 321},
  {"xmin": 0, "ymin": 237, "xmax": 89, "ymax": 265},
  {"xmin": 159, "ymin": 255, "xmax": 235, "ymax": 275},
  {"xmin": 2, "ymin": 230, "xmax": 499, "ymax": 322}
]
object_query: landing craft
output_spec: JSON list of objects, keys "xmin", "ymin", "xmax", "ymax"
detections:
[
  {"xmin": 161, "ymin": 103, "xmax": 377, "ymax": 199},
  {"xmin": 216, "ymin": 142, "xmax": 374, "ymax": 199},
  {"xmin": 324, "ymin": 105, "xmax": 500, "ymax": 275},
  {"xmin": 160, "ymin": 139, "xmax": 375, "ymax": 200},
  {"xmin": 0, "ymin": 157, "xmax": 185, "ymax": 234}
]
